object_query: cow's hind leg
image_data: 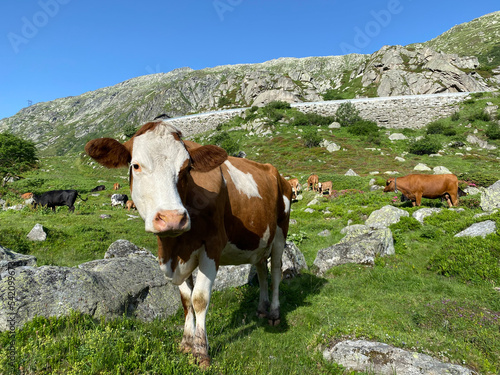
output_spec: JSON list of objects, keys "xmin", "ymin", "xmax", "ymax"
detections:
[
  {"xmin": 268, "ymin": 228, "xmax": 285, "ymax": 326},
  {"xmin": 179, "ymin": 276, "xmax": 195, "ymax": 355},
  {"xmin": 255, "ymin": 259, "xmax": 270, "ymax": 319}
]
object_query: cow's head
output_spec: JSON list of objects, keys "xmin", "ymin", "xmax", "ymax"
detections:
[
  {"xmin": 85, "ymin": 120, "xmax": 227, "ymax": 236},
  {"xmin": 384, "ymin": 178, "xmax": 395, "ymax": 192}
]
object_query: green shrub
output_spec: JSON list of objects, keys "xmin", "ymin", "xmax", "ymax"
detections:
[
  {"xmin": 428, "ymin": 236, "xmax": 500, "ymax": 284},
  {"xmin": 442, "ymin": 127, "xmax": 457, "ymax": 136},
  {"xmin": 264, "ymin": 101, "xmax": 291, "ymax": 110},
  {"xmin": 347, "ymin": 120, "xmax": 379, "ymax": 136},
  {"xmin": 485, "ymin": 122, "xmax": 500, "ymax": 140},
  {"xmin": 211, "ymin": 131, "xmax": 240, "ymax": 155},
  {"xmin": 457, "ymin": 171, "xmax": 499, "ymax": 187},
  {"xmin": 302, "ymin": 128, "xmax": 322, "ymax": 148},
  {"xmin": 426, "ymin": 120, "xmax": 446, "ymax": 134},
  {"xmin": 408, "ymin": 136, "xmax": 442, "ymax": 155},
  {"xmin": 290, "ymin": 112, "xmax": 335, "ymax": 127},
  {"xmin": 467, "ymin": 109, "xmax": 491, "ymax": 122},
  {"xmin": 426, "ymin": 120, "xmax": 456, "ymax": 136},
  {"xmin": 335, "ymin": 102, "xmax": 361, "ymax": 127},
  {"xmin": 420, "ymin": 226, "xmax": 440, "ymax": 239},
  {"xmin": 451, "ymin": 111, "xmax": 460, "ymax": 121},
  {"xmin": 389, "ymin": 216, "xmax": 421, "ymax": 232}
]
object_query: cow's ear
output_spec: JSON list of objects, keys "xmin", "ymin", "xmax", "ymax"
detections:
[
  {"xmin": 189, "ymin": 145, "xmax": 228, "ymax": 172},
  {"xmin": 85, "ymin": 138, "xmax": 131, "ymax": 168}
]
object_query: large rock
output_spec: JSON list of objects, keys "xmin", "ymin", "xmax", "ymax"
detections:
[
  {"xmin": 412, "ymin": 208, "xmax": 442, "ymax": 224},
  {"xmin": 251, "ymin": 89, "xmax": 301, "ymax": 107},
  {"xmin": 365, "ymin": 205, "xmax": 409, "ymax": 229},
  {"xmin": 454, "ymin": 220, "xmax": 497, "ymax": 238},
  {"xmin": 26, "ymin": 223, "xmax": 47, "ymax": 241},
  {"xmin": 281, "ymin": 241, "xmax": 308, "ymax": 279},
  {"xmin": 433, "ymin": 166, "xmax": 452, "ymax": 174},
  {"xmin": 414, "ymin": 163, "xmax": 431, "ymax": 171},
  {"xmin": 313, "ymin": 225, "xmax": 394, "ymax": 274},
  {"xmin": 323, "ymin": 340, "xmax": 476, "ymax": 375},
  {"xmin": 0, "ymin": 245, "xmax": 37, "ymax": 275},
  {"xmin": 0, "ymin": 241, "xmax": 181, "ymax": 331},
  {"xmin": 480, "ymin": 180, "xmax": 500, "ymax": 211}
]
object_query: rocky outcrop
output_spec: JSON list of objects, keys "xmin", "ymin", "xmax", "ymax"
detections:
[
  {"xmin": 313, "ymin": 225, "xmax": 394, "ymax": 274},
  {"xmin": 0, "ymin": 239, "xmax": 309, "ymax": 331},
  {"xmin": 365, "ymin": 205, "xmax": 409, "ymax": 229},
  {"xmin": 0, "ymin": 241, "xmax": 181, "ymax": 331},
  {"xmin": 323, "ymin": 340, "xmax": 477, "ymax": 375},
  {"xmin": 480, "ymin": 180, "xmax": 500, "ymax": 211},
  {"xmin": 454, "ymin": 220, "xmax": 497, "ymax": 238},
  {"xmin": 361, "ymin": 45, "xmax": 492, "ymax": 97}
]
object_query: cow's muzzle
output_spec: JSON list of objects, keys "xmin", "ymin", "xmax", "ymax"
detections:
[{"xmin": 152, "ymin": 209, "xmax": 191, "ymax": 236}]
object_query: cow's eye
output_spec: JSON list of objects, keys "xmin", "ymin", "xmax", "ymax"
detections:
[{"xmin": 131, "ymin": 163, "xmax": 141, "ymax": 172}]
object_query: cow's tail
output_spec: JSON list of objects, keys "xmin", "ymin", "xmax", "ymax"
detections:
[{"xmin": 77, "ymin": 192, "xmax": 88, "ymax": 202}]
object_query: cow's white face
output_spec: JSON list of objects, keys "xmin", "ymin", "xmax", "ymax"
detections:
[{"xmin": 130, "ymin": 125, "xmax": 191, "ymax": 235}]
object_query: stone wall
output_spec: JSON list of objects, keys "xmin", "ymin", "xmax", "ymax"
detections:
[{"xmin": 167, "ymin": 92, "xmax": 472, "ymax": 137}]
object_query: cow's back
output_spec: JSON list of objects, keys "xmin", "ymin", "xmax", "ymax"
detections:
[{"xmin": 221, "ymin": 157, "xmax": 291, "ymax": 255}]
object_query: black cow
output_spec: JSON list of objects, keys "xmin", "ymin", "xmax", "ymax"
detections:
[
  {"xmin": 90, "ymin": 185, "xmax": 106, "ymax": 192},
  {"xmin": 32, "ymin": 190, "xmax": 87, "ymax": 213}
]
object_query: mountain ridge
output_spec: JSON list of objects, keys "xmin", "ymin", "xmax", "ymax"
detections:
[{"xmin": 1, "ymin": 11, "xmax": 499, "ymax": 156}]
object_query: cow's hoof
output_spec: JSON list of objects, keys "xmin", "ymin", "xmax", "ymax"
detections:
[
  {"xmin": 257, "ymin": 311, "xmax": 267, "ymax": 319},
  {"xmin": 268, "ymin": 317, "xmax": 280, "ymax": 326},
  {"xmin": 179, "ymin": 342, "xmax": 193, "ymax": 354},
  {"xmin": 196, "ymin": 355, "xmax": 211, "ymax": 369}
]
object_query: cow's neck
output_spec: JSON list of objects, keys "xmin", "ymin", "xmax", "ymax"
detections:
[{"xmin": 393, "ymin": 177, "xmax": 411, "ymax": 196}]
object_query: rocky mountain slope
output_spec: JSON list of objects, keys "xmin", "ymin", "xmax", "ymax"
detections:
[
  {"xmin": 1, "ymin": 12, "xmax": 499, "ymax": 156},
  {"xmin": 411, "ymin": 11, "xmax": 500, "ymax": 67}
]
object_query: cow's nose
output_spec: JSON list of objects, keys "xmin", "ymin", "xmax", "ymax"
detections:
[{"xmin": 153, "ymin": 209, "xmax": 190, "ymax": 236}]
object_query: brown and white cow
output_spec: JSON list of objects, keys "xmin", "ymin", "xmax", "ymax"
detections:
[
  {"xmin": 85, "ymin": 120, "xmax": 292, "ymax": 368},
  {"xmin": 384, "ymin": 174, "xmax": 459, "ymax": 207},
  {"xmin": 21, "ymin": 192, "xmax": 33, "ymax": 200},
  {"xmin": 319, "ymin": 181, "xmax": 332, "ymax": 195},
  {"xmin": 113, "ymin": 182, "xmax": 121, "ymax": 190},
  {"xmin": 125, "ymin": 200, "xmax": 136, "ymax": 211},
  {"xmin": 288, "ymin": 178, "xmax": 301, "ymax": 200},
  {"xmin": 307, "ymin": 174, "xmax": 319, "ymax": 192}
]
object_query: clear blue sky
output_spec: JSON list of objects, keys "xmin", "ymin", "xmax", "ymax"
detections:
[{"xmin": 1, "ymin": 1, "xmax": 498, "ymax": 120}]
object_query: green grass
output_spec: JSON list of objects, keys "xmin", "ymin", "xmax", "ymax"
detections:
[{"xmin": 1, "ymin": 93, "xmax": 500, "ymax": 374}]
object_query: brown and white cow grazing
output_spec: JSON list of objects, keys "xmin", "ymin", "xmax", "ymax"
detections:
[
  {"xmin": 85, "ymin": 120, "xmax": 292, "ymax": 368},
  {"xmin": 113, "ymin": 182, "xmax": 121, "ymax": 190},
  {"xmin": 307, "ymin": 174, "xmax": 319, "ymax": 192},
  {"xmin": 319, "ymin": 181, "xmax": 333, "ymax": 195},
  {"xmin": 288, "ymin": 178, "xmax": 301, "ymax": 200},
  {"xmin": 384, "ymin": 173, "xmax": 459, "ymax": 207}
]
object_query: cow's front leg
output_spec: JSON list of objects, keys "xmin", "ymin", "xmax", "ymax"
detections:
[
  {"xmin": 179, "ymin": 276, "xmax": 195, "ymax": 354},
  {"xmin": 192, "ymin": 251, "xmax": 217, "ymax": 368}
]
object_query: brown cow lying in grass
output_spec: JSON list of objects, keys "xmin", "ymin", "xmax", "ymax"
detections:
[{"xmin": 384, "ymin": 174, "xmax": 459, "ymax": 207}]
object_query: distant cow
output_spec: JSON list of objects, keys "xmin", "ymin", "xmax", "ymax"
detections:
[
  {"xmin": 288, "ymin": 178, "xmax": 301, "ymax": 200},
  {"xmin": 32, "ymin": 189, "xmax": 87, "ymax": 213},
  {"xmin": 90, "ymin": 185, "xmax": 105, "ymax": 192},
  {"xmin": 21, "ymin": 192, "xmax": 33, "ymax": 200},
  {"xmin": 113, "ymin": 183, "xmax": 121, "ymax": 190},
  {"xmin": 384, "ymin": 174, "xmax": 459, "ymax": 207},
  {"xmin": 111, "ymin": 194, "xmax": 128, "ymax": 206},
  {"xmin": 307, "ymin": 174, "xmax": 319, "ymax": 192},
  {"xmin": 125, "ymin": 200, "xmax": 136, "ymax": 211},
  {"xmin": 319, "ymin": 181, "xmax": 333, "ymax": 195}
]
